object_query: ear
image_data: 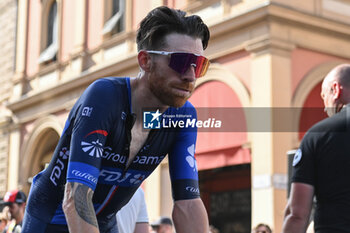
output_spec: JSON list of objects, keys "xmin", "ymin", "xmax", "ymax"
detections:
[
  {"xmin": 332, "ymin": 81, "xmax": 341, "ymax": 99},
  {"xmin": 138, "ymin": 50, "xmax": 152, "ymax": 72}
]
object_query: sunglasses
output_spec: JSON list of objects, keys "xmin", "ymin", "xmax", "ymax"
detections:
[{"xmin": 146, "ymin": 50, "xmax": 210, "ymax": 78}]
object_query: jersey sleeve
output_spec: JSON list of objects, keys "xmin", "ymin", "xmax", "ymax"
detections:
[
  {"xmin": 168, "ymin": 102, "xmax": 200, "ymax": 201},
  {"xmin": 66, "ymin": 79, "xmax": 118, "ymax": 190},
  {"xmin": 291, "ymin": 131, "xmax": 318, "ymax": 186}
]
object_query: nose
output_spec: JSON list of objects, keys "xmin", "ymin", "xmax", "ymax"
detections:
[{"xmin": 181, "ymin": 64, "xmax": 196, "ymax": 82}]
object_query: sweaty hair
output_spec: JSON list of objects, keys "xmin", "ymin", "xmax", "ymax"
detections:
[{"xmin": 136, "ymin": 6, "xmax": 210, "ymax": 51}]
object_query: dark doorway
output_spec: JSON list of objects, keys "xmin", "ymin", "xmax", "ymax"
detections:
[{"xmin": 199, "ymin": 164, "xmax": 251, "ymax": 233}]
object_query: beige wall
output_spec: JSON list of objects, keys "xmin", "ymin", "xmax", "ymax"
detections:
[
  {"xmin": 26, "ymin": 0, "xmax": 41, "ymax": 77},
  {"xmin": 0, "ymin": 0, "xmax": 17, "ymax": 195}
]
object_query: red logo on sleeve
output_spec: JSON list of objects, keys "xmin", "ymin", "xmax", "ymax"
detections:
[{"xmin": 84, "ymin": 130, "xmax": 108, "ymax": 138}]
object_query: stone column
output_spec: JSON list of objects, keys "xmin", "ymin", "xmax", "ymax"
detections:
[
  {"xmin": 245, "ymin": 37, "xmax": 295, "ymax": 231},
  {"xmin": 12, "ymin": 0, "xmax": 28, "ymax": 100},
  {"xmin": 8, "ymin": 125, "xmax": 20, "ymax": 190}
]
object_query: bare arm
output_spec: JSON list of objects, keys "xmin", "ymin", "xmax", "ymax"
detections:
[
  {"xmin": 282, "ymin": 182, "xmax": 314, "ymax": 233},
  {"xmin": 62, "ymin": 182, "xmax": 99, "ymax": 233},
  {"xmin": 133, "ymin": 222, "xmax": 149, "ymax": 233},
  {"xmin": 172, "ymin": 198, "xmax": 209, "ymax": 233}
]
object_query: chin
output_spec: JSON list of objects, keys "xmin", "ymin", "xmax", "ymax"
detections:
[{"xmin": 165, "ymin": 97, "xmax": 188, "ymax": 108}]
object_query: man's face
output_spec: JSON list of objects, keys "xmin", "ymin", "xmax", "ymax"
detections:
[
  {"xmin": 148, "ymin": 33, "xmax": 204, "ymax": 108},
  {"xmin": 8, "ymin": 203, "xmax": 21, "ymax": 220}
]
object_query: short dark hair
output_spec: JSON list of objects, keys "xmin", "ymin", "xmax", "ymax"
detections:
[
  {"xmin": 253, "ymin": 223, "xmax": 272, "ymax": 233},
  {"xmin": 136, "ymin": 6, "xmax": 210, "ymax": 51}
]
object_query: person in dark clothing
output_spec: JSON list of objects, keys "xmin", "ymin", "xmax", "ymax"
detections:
[
  {"xmin": 282, "ymin": 64, "xmax": 350, "ymax": 233},
  {"xmin": 22, "ymin": 6, "xmax": 210, "ymax": 233}
]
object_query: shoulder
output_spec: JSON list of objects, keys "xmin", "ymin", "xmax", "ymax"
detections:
[
  {"xmin": 87, "ymin": 77, "xmax": 128, "ymax": 92},
  {"xmin": 80, "ymin": 77, "xmax": 129, "ymax": 102},
  {"xmin": 302, "ymin": 111, "xmax": 346, "ymax": 145},
  {"xmin": 83, "ymin": 78, "xmax": 116, "ymax": 98},
  {"xmin": 308, "ymin": 110, "xmax": 346, "ymax": 134},
  {"xmin": 297, "ymin": 111, "xmax": 347, "ymax": 163}
]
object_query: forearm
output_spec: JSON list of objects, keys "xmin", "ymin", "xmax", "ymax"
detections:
[
  {"xmin": 282, "ymin": 204, "xmax": 309, "ymax": 233},
  {"xmin": 282, "ymin": 183, "xmax": 314, "ymax": 233},
  {"xmin": 282, "ymin": 214, "xmax": 309, "ymax": 233},
  {"xmin": 172, "ymin": 198, "xmax": 209, "ymax": 233},
  {"xmin": 63, "ymin": 182, "xmax": 99, "ymax": 233}
]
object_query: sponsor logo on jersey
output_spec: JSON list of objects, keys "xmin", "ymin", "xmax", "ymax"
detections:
[
  {"xmin": 186, "ymin": 144, "xmax": 197, "ymax": 172},
  {"xmin": 50, "ymin": 147, "xmax": 70, "ymax": 186},
  {"xmin": 81, "ymin": 139, "xmax": 104, "ymax": 158},
  {"xmin": 59, "ymin": 147, "xmax": 69, "ymax": 160},
  {"xmin": 143, "ymin": 110, "xmax": 162, "ymax": 129},
  {"xmin": 101, "ymin": 147, "xmax": 127, "ymax": 163},
  {"xmin": 82, "ymin": 107, "xmax": 93, "ymax": 117},
  {"xmin": 121, "ymin": 111, "xmax": 127, "ymax": 121},
  {"xmin": 81, "ymin": 130, "xmax": 108, "ymax": 157},
  {"xmin": 84, "ymin": 130, "xmax": 108, "ymax": 138},
  {"xmin": 185, "ymin": 186, "xmax": 200, "ymax": 195},
  {"xmin": 130, "ymin": 174, "xmax": 145, "ymax": 185},
  {"xmin": 99, "ymin": 169, "xmax": 149, "ymax": 186},
  {"xmin": 71, "ymin": 169, "xmax": 98, "ymax": 185},
  {"xmin": 133, "ymin": 155, "xmax": 165, "ymax": 165},
  {"xmin": 101, "ymin": 147, "xmax": 165, "ymax": 165},
  {"xmin": 293, "ymin": 149, "xmax": 302, "ymax": 166}
]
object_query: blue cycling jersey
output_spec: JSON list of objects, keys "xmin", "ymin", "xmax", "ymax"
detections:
[{"xmin": 22, "ymin": 77, "xmax": 199, "ymax": 233}]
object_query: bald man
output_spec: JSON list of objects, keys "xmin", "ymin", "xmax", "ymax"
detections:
[{"xmin": 282, "ymin": 64, "xmax": 350, "ymax": 233}]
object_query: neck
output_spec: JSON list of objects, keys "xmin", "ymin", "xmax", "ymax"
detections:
[{"xmin": 130, "ymin": 74, "xmax": 168, "ymax": 115}]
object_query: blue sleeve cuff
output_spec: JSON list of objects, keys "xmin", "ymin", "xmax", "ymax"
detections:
[{"xmin": 67, "ymin": 162, "xmax": 100, "ymax": 190}]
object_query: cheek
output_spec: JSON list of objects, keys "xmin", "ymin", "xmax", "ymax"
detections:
[
  {"xmin": 327, "ymin": 97, "xmax": 334, "ymax": 106},
  {"xmin": 323, "ymin": 98, "xmax": 327, "ymax": 106},
  {"xmin": 323, "ymin": 95, "xmax": 330, "ymax": 106},
  {"xmin": 151, "ymin": 73, "xmax": 168, "ymax": 90}
]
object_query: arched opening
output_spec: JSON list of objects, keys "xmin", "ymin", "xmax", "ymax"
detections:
[
  {"xmin": 35, "ymin": 128, "xmax": 59, "ymax": 171},
  {"xmin": 189, "ymin": 64, "xmax": 251, "ymax": 233},
  {"xmin": 190, "ymin": 80, "xmax": 250, "ymax": 169},
  {"xmin": 21, "ymin": 128, "xmax": 59, "ymax": 194},
  {"xmin": 292, "ymin": 62, "xmax": 343, "ymax": 141},
  {"xmin": 298, "ymin": 82, "xmax": 327, "ymax": 139},
  {"xmin": 19, "ymin": 116, "xmax": 63, "ymax": 193}
]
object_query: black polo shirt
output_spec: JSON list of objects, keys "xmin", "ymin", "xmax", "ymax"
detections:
[{"xmin": 292, "ymin": 106, "xmax": 350, "ymax": 233}]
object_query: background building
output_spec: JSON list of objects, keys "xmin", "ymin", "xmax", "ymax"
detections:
[
  {"xmin": 0, "ymin": 0, "xmax": 17, "ymax": 196},
  {"xmin": 1, "ymin": 0, "xmax": 350, "ymax": 232}
]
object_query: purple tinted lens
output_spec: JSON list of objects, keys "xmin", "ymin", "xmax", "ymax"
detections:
[
  {"xmin": 168, "ymin": 52, "xmax": 209, "ymax": 78},
  {"xmin": 168, "ymin": 53, "xmax": 195, "ymax": 75}
]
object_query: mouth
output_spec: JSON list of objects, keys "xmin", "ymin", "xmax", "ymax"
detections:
[{"xmin": 172, "ymin": 86, "xmax": 192, "ymax": 97}]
